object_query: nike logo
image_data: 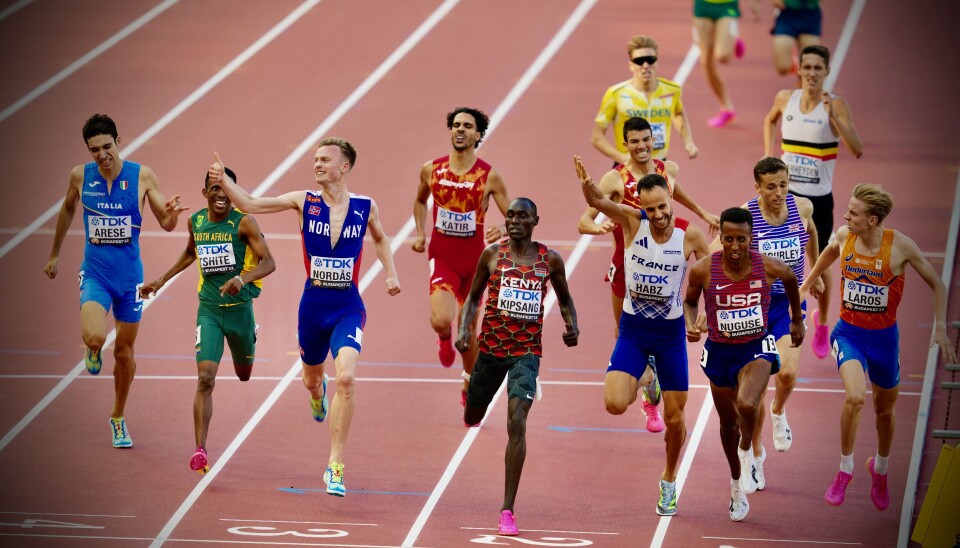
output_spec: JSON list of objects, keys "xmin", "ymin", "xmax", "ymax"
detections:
[
  {"xmin": 525, "ymin": 394, "xmax": 534, "ymax": 400},
  {"xmin": 716, "ymin": 283, "xmax": 733, "ymax": 290},
  {"xmin": 756, "ymin": 231, "xmax": 770, "ymax": 238},
  {"xmin": 88, "ymin": 181, "xmax": 101, "ymax": 188},
  {"xmin": 754, "ymin": 354, "xmax": 763, "ymax": 359}
]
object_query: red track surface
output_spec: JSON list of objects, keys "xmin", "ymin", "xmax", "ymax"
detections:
[{"xmin": 0, "ymin": 1, "xmax": 956, "ymax": 547}]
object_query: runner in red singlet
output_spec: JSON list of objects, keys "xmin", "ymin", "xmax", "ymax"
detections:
[{"xmin": 456, "ymin": 197, "xmax": 578, "ymax": 537}]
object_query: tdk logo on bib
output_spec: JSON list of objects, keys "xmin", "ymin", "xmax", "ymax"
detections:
[
  {"xmin": 310, "ymin": 256, "xmax": 354, "ymax": 289},
  {"xmin": 88, "ymin": 215, "xmax": 132, "ymax": 245},
  {"xmin": 759, "ymin": 237, "xmax": 802, "ymax": 263},
  {"xmin": 717, "ymin": 306, "xmax": 764, "ymax": 338},
  {"xmin": 436, "ymin": 207, "xmax": 476, "ymax": 237},
  {"xmin": 843, "ymin": 279, "xmax": 888, "ymax": 312},
  {"xmin": 198, "ymin": 243, "xmax": 236, "ymax": 274}
]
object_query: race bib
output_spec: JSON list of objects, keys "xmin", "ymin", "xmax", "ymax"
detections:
[
  {"xmin": 716, "ymin": 305, "xmax": 765, "ymax": 338},
  {"xmin": 651, "ymin": 122, "xmax": 666, "ymax": 150},
  {"xmin": 88, "ymin": 215, "xmax": 132, "ymax": 245},
  {"xmin": 757, "ymin": 236, "xmax": 803, "ymax": 265},
  {"xmin": 197, "ymin": 242, "xmax": 236, "ymax": 274},
  {"xmin": 310, "ymin": 256, "xmax": 354, "ymax": 289},
  {"xmin": 436, "ymin": 206, "xmax": 477, "ymax": 237},
  {"xmin": 842, "ymin": 279, "xmax": 888, "ymax": 313},
  {"xmin": 628, "ymin": 277, "xmax": 671, "ymax": 304},
  {"xmin": 784, "ymin": 152, "xmax": 821, "ymax": 186},
  {"xmin": 762, "ymin": 334, "xmax": 779, "ymax": 354},
  {"xmin": 497, "ymin": 279, "xmax": 543, "ymax": 321}
]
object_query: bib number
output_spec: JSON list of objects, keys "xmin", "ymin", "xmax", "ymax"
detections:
[{"xmin": 761, "ymin": 334, "xmax": 779, "ymax": 354}]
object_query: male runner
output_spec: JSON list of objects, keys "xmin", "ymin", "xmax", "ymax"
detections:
[
  {"xmin": 214, "ymin": 140, "xmax": 401, "ymax": 497},
  {"xmin": 576, "ymin": 155, "xmax": 709, "ymax": 516},
  {"xmin": 764, "ymin": 44, "xmax": 863, "ymax": 359},
  {"xmin": 685, "ymin": 207, "xmax": 803, "ymax": 521},
  {"xmin": 592, "ymin": 35, "xmax": 698, "ymax": 164},
  {"xmin": 800, "ymin": 184, "xmax": 955, "ymax": 510},
  {"xmin": 457, "ymin": 198, "xmax": 578, "ymax": 537},
  {"xmin": 413, "ymin": 107, "xmax": 510, "ymax": 405},
  {"xmin": 44, "ymin": 113, "xmax": 187, "ymax": 447},
  {"xmin": 141, "ymin": 167, "xmax": 275, "ymax": 474}
]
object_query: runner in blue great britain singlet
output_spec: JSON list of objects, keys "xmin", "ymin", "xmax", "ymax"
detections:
[
  {"xmin": 80, "ymin": 160, "xmax": 145, "ymax": 323},
  {"xmin": 298, "ymin": 190, "xmax": 371, "ymax": 365}
]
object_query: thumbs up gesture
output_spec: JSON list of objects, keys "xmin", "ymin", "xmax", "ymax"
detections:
[{"xmin": 208, "ymin": 152, "xmax": 226, "ymax": 184}]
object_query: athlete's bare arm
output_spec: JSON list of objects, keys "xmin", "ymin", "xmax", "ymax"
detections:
[
  {"xmin": 411, "ymin": 161, "xmax": 433, "ymax": 253},
  {"xmin": 211, "ymin": 153, "xmax": 304, "ymax": 217},
  {"xmin": 801, "ymin": 226, "xmax": 847, "ymax": 298},
  {"xmin": 140, "ymin": 223, "xmax": 199, "ymax": 298},
  {"xmin": 591, "ymin": 122, "xmax": 629, "ymax": 165},
  {"xmin": 577, "ymin": 168, "xmax": 621, "ymax": 235},
  {"xmin": 44, "ymin": 165, "xmax": 84, "ymax": 279},
  {"xmin": 455, "ymin": 244, "xmax": 499, "ymax": 352},
  {"xmin": 672, "ymin": 181, "xmax": 720, "ymax": 235},
  {"xmin": 574, "ymin": 155, "xmax": 640, "ymax": 237},
  {"xmin": 684, "ymin": 223, "xmax": 711, "ymax": 261},
  {"xmin": 672, "ymin": 102, "xmax": 698, "ymax": 159},
  {"xmin": 218, "ymin": 215, "xmax": 276, "ymax": 297},
  {"xmin": 483, "ymin": 168, "xmax": 511, "ymax": 243},
  {"xmin": 894, "ymin": 232, "xmax": 956, "ymax": 364},
  {"xmin": 547, "ymin": 250, "xmax": 579, "ymax": 347},
  {"xmin": 762, "ymin": 253, "xmax": 804, "ymax": 347},
  {"xmin": 824, "ymin": 93, "xmax": 863, "ymax": 158},
  {"xmin": 367, "ymin": 198, "xmax": 401, "ymax": 296},
  {"xmin": 763, "ymin": 90, "xmax": 791, "ymax": 157},
  {"xmin": 683, "ymin": 256, "xmax": 711, "ymax": 341},
  {"xmin": 796, "ymin": 196, "xmax": 824, "ymax": 294},
  {"xmin": 142, "ymin": 165, "xmax": 187, "ymax": 232}
]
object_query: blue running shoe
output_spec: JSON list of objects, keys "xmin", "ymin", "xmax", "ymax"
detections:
[
  {"xmin": 656, "ymin": 479, "xmax": 678, "ymax": 516},
  {"xmin": 84, "ymin": 348, "xmax": 102, "ymax": 375},
  {"xmin": 323, "ymin": 462, "xmax": 345, "ymax": 497},
  {"xmin": 311, "ymin": 373, "xmax": 329, "ymax": 422},
  {"xmin": 109, "ymin": 417, "xmax": 132, "ymax": 448}
]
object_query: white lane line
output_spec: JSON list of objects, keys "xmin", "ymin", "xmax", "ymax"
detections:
[
  {"xmin": 400, "ymin": 2, "xmax": 599, "ymax": 546},
  {"xmin": 0, "ymin": 0, "xmax": 324, "ymax": 261},
  {"xmin": 148, "ymin": 2, "xmax": 461, "ymax": 546},
  {"xmin": 0, "ymin": 0, "xmax": 180, "ymax": 122},
  {"xmin": 0, "ymin": 0, "xmax": 326, "ymax": 453},
  {"xmin": 899, "ymin": 165, "xmax": 960, "ymax": 546},
  {"xmin": 0, "ymin": 0, "xmax": 33, "ymax": 22},
  {"xmin": 823, "ymin": 0, "xmax": 867, "ymax": 91}
]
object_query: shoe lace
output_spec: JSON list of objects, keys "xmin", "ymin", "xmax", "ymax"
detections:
[
  {"xmin": 500, "ymin": 512, "xmax": 515, "ymax": 527},
  {"xmin": 112, "ymin": 419, "xmax": 125, "ymax": 439},
  {"xmin": 833, "ymin": 473, "xmax": 851, "ymax": 490}
]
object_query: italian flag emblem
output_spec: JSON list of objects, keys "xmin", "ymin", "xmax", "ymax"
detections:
[{"xmin": 119, "ymin": 180, "xmax": 128, "ymax": 190}]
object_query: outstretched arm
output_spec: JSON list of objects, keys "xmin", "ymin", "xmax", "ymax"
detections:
[
  {"xmin": 801, "ymin": 227, "xmax": 846, "ymax": 298},
  {"xmin": 456, "ymin": 245, "xmax": 497, "ymax": 352},
  {"xmin": 367, "ymin": 199, "xmax": 401, "ymax": 296},
  {"xmin": 547, "ymin": 250, "xmax": 579, "ymax": 347},
  {"xmin": 210, "ymin": 153, "xmax": 303, "ymax": 214},
  {"xmin": 574, "ymin": 155, "xmax": 637, "ymax": 229},
  {"xmin": 44, "ymin": 166, "xmax": 83, "ymax": 279}
]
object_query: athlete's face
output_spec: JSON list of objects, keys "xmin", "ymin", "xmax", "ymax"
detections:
[
  {"xmin": 755, "ymin": 170, "xmax": 789, "ymax": 210},
  {"xmin": 203, "ymin": 180, "xmax": 232, "ymax": 217},
  {"xmin": 798, "ymin": 53, "xmax": 829, "ymax": 92},
  {"xmin": 314, "ymin": 145, "xmax": 349, "ymax": 184},
  {"xmin": 624, "ymin": 129, "xmax": 654, "ymax": 164},
  {"xmin": 629, "ymin": 47, "xmax": 657, "ymax": 83},
  {"xmin": 638, "ymin": 185, "xmax": 672, "ymax": 230},
  {"xmin": 720, "ymin": 221, "xmax": 752, "ymax": 262},
  {"xmin": 842, "ymin": 197, "xmax": 877, "ymax": 235},
  {"xmin": 505, "ymin": 200, "xmax": 538, "ymax": 240},
  {"xmin": 450, "ymin": 112, "xmax": 481, "ymax": 151},
  {"xmin": 86, "ymin": 134, "xmax": 120, "ymax": 173}
]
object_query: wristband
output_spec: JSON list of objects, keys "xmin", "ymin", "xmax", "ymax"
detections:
[{"xmin": 234, "ymin": 275, "xmax": 245, "ymax": 287}]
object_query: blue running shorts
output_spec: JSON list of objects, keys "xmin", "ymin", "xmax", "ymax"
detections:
[
  {"xmin": 608, "ymin": 313, "xmax": 689, "ymax": 391},
  {"xmin": 830, "ymin": 319, "xmax": 900, "ymax": 389},
  {"xmin": 699, "ymin": 335, "xmax": 781, "ymax": 389}
]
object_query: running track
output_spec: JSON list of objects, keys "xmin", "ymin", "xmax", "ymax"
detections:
[{"xmin": 0, "ymin": 1, "xmax": 956, "ymax": 546}]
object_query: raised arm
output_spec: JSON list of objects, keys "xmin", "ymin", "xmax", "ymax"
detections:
[
  {"xmin": 218, "ymin": 214, "xmax": 277, "ymax": 297},
  {"xmin": 140, "ymin": 223, "xmax": 199, "ymax": 298},
  {"xmin": 412, "ymin": 162, "xmax": 432, "ymax": 253},
  {"xmin": 44, "ymin": 166, "xmax": 84, "ymax": 279},
  {"xmin": 763, "ymin": 90, "xmax": 790, "ymax": 157},
  {"xmin": 142, "ymin": 166, "xmax": 188, "ymax": 232},
  {"xmin": 210, "ymin": 153, "xmax": 303, "ymax": 215},
  {"xmin": 367, "ymin": 198, "xmax": 401, "ymax": 296},
  {"xmin": 899, "ymin": 232, "xmax": 956, "ymax": 364},
  {"xmin": 483, "ymin": 168, "xmax": 511, "ymax": 243},
  {"xmin": 456, "ymin": 244, "xmax": 497, "ymax": 352},
  {"xmin": 547, "ymin": 250, "xmax": 579, "ymax": 347},
  {"xmin": 577, "ymin": 169, "xmax": 622, "ymax": 235},
  {"xmin": 574, "ymin": 155, "xmax": 638, "ymax": 230},
  {"xmin": 763, "ymin": 254, "xmax": 804, "ymax": 347},
  {"xmin": 826, "ymin": 94, "xmax": 864, "ymax": 159}
]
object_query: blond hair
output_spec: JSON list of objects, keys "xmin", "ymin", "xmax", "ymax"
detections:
[
  {"xmin": 317, "ymin": 137, "xmax": 357, "ymax": 168},
  {"xmin": 626, "ymin": 35, "xmax": 658, "ymax": 56},
  {"xmin": 852, "ymin": 184, "xmax": 893, "ymax": 223}
]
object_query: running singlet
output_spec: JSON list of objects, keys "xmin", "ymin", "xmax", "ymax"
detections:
[
  {"xmin": 839, "ymin": 230, "xmax": 903, "ymax": 329},
  {"xmin": 478, "ymin": 240, "xmax": 550, "ymax": 358},
  {"xmin": 192, "ymin": 207, "xmax": 262, "ymax": 305},
  {"xmin": 300, "ymin": 190, "xmax": 370, "ymax": 292},
  {"xmin": 748, "ymin": 194, "xmax": 808, "ymax": 294},
  {"xmin": 781, "ymin": 89, "xmax": 837, "ymax": 197},
  {"xmin": 430, "ymin": 156, "xmax": 490, "ymax": 240},
  {"xmin": 595, "ymin": 79, "xmax": 684, "ymax": 159},
  {"xmin": 610, "ymin": 160, "xmax": 670, "ymax": 269},
  {"xmin": 81, "ymin": 161, "xmax": 142, "ymax": 270},
  {"xmin": 705, "ymin": 250, "xmax": 771, "ymax": 343},
  {"xmin": 623, "ymin": 216, "xmax": 690, "ymax": 320}
]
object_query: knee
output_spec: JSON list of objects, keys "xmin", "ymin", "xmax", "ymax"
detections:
[
  {"xmin": 844, "ymin": 392, "xmax": 866, "ymax": 411},
  {"xmin": 113, "ymin": 345, "xmax": 135, "ymax": 368},
  {"xmin": 876, "ymin": 405, "xmax": 896, "ymax": 422},
  {"xmin": 197, "ymin": 370, "xmax": 216, "ymax": 394},
  {"xmin": 605, "ymin": 398, "xmax": 629, "ymax": 416},
  {"xmin": 83, "ymin": 332, "xmax": 106, "ymax": 350},
  {"xmin": 778, "ymin": 367, "xmax": 797, "ymax": 387},
  {"xmin": 429, "ymin": 313, "xmax": 452, "ymax": 333},
  {"xmin": 714, "ymin": 50, "xmax": 732, "ymax": 64},
  {"xmin": 507, "ymin": 413, "xmax": 527, "ymax": 439},
  {"xmin": 664, "ymin": 412, "xmax": 685, "ymax": 435},
  {"xmin": 737, "ymin": 399, "xmax": 757, "ymax": 419},
  {"xmin": 335, "ymin": 370, "xmax": 356, "ymax": 395}
]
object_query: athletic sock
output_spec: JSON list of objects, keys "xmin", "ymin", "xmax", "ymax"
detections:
[
  {"xmin": 840, "ymin": 453, "xmax": 854, "ymax": 475},
  {"xmin": 874, "ymin": 453, "xmax": 889, "ymax": 475}
]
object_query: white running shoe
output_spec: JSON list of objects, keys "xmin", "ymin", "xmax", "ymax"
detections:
[
  {"xmin": 754, "ymin": 445, "xmax": 767, "ymax": 491},
  {"xmin": 729, "ymin": 479, "xmax": 749, "ymax": 521},
  {"xmin": 772, "ymin": 409, "xmax": 793, "ymax": 452},
  {"xmin": 739, "ymin": 448, "xmax": 758, "ymax": 494}
]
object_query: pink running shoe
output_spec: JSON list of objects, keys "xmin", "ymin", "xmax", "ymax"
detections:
[
  {"xmin": 438, "ymin": 336, "xmax": 456, "ymax": 367},
  {"xmin": 498, "ymin": 509, "xmax": 519, "ymax": 536},
  {"xmin": 867, "ymin": 457, "xmax": 890, "ymax": 510},
  {"xmin": 824, "ymin": 470, "xmax": 853, "ymax": 506},
  {"xmin": 190, "ymin": 447, "xmax": 209, "ymax": 474},
  {"xmin": 812, "ymin": 309, "xmax": 830, "ymax": 359},
  {"xmin": 734, "ymin": 37, "xmax": 745, "ymax": 59},
  {"xmin": 708, "ymin": 110, "xmax": 736, "ymax": 128},
  {"xmin": 642, "ymin": 400, "xmax": 665, "ymax": 433}
]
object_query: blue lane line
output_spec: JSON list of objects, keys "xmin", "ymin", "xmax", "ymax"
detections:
[
  {"xmin": 357, "ymin": 361, "xmax": 445, "ymax": 368},
  {"xmin": 546, "ymin": 368, "xmax": 605, "ymax": 374},
  {"xmin": 548, "ymin": 426, "xmax": 648, "ymax": 433},
  {"xmin": 0, "ymin": 349, "xmax": 60, "ymax": 355},
  {"xmin": 279, "ymin": 487, "xmax": 430, "ymax": 495},
  {"xmin": 135, "ymin": 354, "xmax": 269, "ymax": 362}
]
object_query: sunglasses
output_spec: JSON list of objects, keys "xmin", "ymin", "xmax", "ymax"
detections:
[{"xmin": 631, "ymin": 55, "xmax": 657, "ymax": 66}]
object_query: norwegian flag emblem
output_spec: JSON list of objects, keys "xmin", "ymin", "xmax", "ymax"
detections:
[{"xmin": 308, "ymin": 205, "xmax": 321, "ymax": 216}]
